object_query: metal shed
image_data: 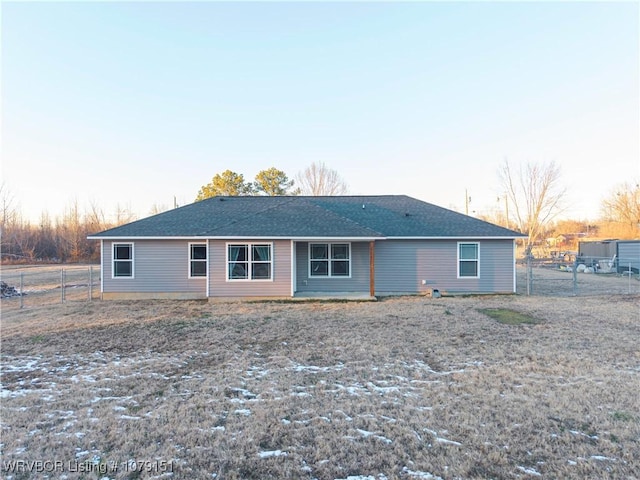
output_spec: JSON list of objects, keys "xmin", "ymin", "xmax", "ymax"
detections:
[{"xmin": 578, "ymin": 240, "xmax": 640, "ymax": 273}]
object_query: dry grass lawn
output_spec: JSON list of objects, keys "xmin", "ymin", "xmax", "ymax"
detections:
[{"xmin": 1, "ymin": 272, "xmax": 639, "ymax": 479}]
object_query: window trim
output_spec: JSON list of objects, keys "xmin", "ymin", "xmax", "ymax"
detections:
[
  {"xmin": 226, "ymin": 242, "xmax": 273, "ymax": 282},
  {"xmin": 308, "ymin": 242, "xmax": 352, "ymax": 278},
  {"xmin": 112, "ymin": 242, "xmax": 134, "ymax": 279},
  {"xmin": 457, "ymin": 241, "xmax": 480, "ymax": 279},
  {"xmin": 188, "ymin": 242, "xmax": 208, "ymax": 279}
]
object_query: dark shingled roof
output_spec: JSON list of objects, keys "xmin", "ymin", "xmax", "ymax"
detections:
[{"xmin": 89, "ymin": 195, "xmax": 523, "ymax": 238}]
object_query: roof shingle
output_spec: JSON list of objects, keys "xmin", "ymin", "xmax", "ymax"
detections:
[{"xmin": 89, "ymin": 195, "xmax": 523, "ymax": 238}]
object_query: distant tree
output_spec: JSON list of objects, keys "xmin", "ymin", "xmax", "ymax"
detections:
[
  {"xmin": 149, "ymin": 203, "xmax": 170, "ymax": 215},
  {"xmin": 114, "ymin": 203, "xmax": 137, "ymax": 225},
  {"xmin": 254, "ymin": 167, "xmax": 297, "ymax": 196},
  {"xmin": 0, "ymin": 183, "xmax": 18, "ymax": 230},
  {"xmin": 499, "ymin": 159, "xmax": 566, "ymax": 248},
  {"xmin": 600, "ymin": 181, "xmax": 640, "ymax": 236},
  {"xmin": 295, "ymin": 162, "xmax": 348, "ymax": 196},
  {"xmin": 196, "ymin": 170, "xmax": 254, "ymax": 200}
]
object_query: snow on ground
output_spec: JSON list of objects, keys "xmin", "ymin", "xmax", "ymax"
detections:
[{"xmin": 1, "ymin": 349, "xmax": 479, "ymax": 477}]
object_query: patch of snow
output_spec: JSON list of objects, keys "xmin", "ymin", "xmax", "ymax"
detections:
[
  {"xmin": 423, "ymin": 428, "xmax": 462, "ymax": 446},
  {"xmin": 367, "ymin": 382, "xmax": 400, "ymax": 395},
  {"xmin": 258, "ymin": 450, "xmax": 288, "ymax": 459},
  {"xmin": 246, "ymin": 365, "xmax": 270, "ymax": 378},
  {"xmin": 356, "ymin": 429, "xmax": 393, "ymax": 444},
  {"xmin": 517, "ymin": 466, "xmax": 542, "ymax": 476},
  {"xmin": 401, "ymin": 467, "xmax": 444, "ymax": 479},
  {"xmin": 234, "ymin": 409, "xmax": 251, "ymax": 416},
  {"xmin": 70, "ymin": 374, "xmax": 97, "ymax": 383},
  {"xmin": 289, "ymin": 362, "xmax": 344, "ymax": 373},
  {"xmin": 91, "ymin": 395, "xmax": 133, "ymax": 403},
  {"xmin": 590, "ymin": 455, "xmax": 615, "ymax": 462},
  {"xmin": 334, "ymin": 410, "xmax": 353, "ymax": 421},
  {"xmin": 291, "ymin": 391, "xmax": 312, "ymax": 397},
  {"xmin": 1, "ymin": 358, "xmax": 42, "ymax": 373},
  {"xmin": 435, "ymin": 437, "xmax": 462, "ymax": 446},
  {"xmin": 569, "ymin": 430, "xmax": 598, "ymax": 441},
  {"xmin": 335, "ymin": 475, "xmax": 388, "ymax": 480},
  {"xmin": 119, "ymin": 415, "xmax": 141, "ymax": 420}
]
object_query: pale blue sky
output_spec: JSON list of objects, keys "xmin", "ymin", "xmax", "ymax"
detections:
[{"xmin": 2, "ymin": 1, "xmax": 638, "ymax": 224}]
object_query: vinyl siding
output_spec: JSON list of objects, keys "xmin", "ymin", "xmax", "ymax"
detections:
[
  {"xmin": 375, "ymin": 239, "xmax": 515, "ymax": 294},
  {"xmin": 102, "ymin": 240, "xmax": 206, "ymax": 294},
  {"xmin": 208, "ymin": 239, "xmax": 291, "ymax": 297},
  {"xmin": 295, "ymin": 242, "xmax": 370, "ymax": 293}
]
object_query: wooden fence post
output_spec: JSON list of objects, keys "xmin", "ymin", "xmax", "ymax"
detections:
[{"xmin": 60, "ymin": 268, "xmax": 65, "ymax": 303}]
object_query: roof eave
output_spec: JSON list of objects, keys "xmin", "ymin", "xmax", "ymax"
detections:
[{"xmin": 88, "ymin": 234, "xmax": 525, "ymax": 241}]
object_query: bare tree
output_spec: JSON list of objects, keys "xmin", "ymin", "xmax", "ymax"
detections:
[
  {"xmin": 149, "ymin": 203, "xmax": 171, "ymax": 215},
  {"xmin": 295, "ymin": 162, "xmax": 348, "ymax": 196},
  {"xmin": 600, "ymin": 181, "xmax": 640, "ymax": 236},
  {"xmin": 499, "ymin": 159, "xmax": 566, "ymax": 248},
  {"xmin": 114, "ymin": 203, "xmax": 137, "ymax": 225}
]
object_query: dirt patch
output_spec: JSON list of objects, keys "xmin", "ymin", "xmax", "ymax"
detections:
[{"xmin": 1, "ymin": 292, "xmax": 639, "ymax": 479}]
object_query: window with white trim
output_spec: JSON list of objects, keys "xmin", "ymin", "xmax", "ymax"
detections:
[
  {"xmin": 309, "ymin": 243, "xmax": 350, "ymax": 277},
  {"xmin": 113, "ymin": 243, "xmax": 134, "ymax": 278},
  {"xmin": 227, "ymin": 243, "xmax": 272, "ymax": 280},
  {"xmin": 458, "ymin": 242, "xmax": 479, "ymax": 278},
  {"xmin": 189, "ymin": 243, "xmax": 207, "ymax": 278}
]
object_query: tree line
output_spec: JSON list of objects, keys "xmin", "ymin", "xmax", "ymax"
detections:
[
  {"xmin": 1, "ymin": 160, "xmax": 637, "ymax": 264},
  {"xmin": 0, "ymin": 194, "xmax": 137, "ymax": 263},
  {"xmin": 0, "ymin": 162, "xmax": 348, "ymax": 263}
]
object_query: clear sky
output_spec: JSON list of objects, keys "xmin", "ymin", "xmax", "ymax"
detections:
[{"xmin": 2, "ymin": 1, "xmax": 639, "ymax": 225}]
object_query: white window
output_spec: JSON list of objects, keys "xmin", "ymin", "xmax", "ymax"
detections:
[
  {"xmin": 112, "ymin": 243, "xmax": 134, "ymax": 278},
  {"xmin": 227, "ymin": 243, "xmax": 272, "ymax": 281},
  {"xmin": 458, "ymin": 242, "xmax": 479, "ymax": 278},
  {"xmin": 309, "ymin": 243, "xmax": 351, "ymax": 277},
  {"xmin": 189, "ymin": 243, "xmax": 207, "ymax": 278}
]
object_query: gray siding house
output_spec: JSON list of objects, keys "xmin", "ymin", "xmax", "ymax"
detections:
[{"xmin": 88, "ymin": 195, "xmax": 524, "ymax": 299}]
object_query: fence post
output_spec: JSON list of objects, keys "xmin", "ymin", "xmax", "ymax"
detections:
[
  {"xmin": 20, "ymin": 272, "xmax": 24, "ymax": 309},
  {"xmin": 525, "ymin": 247, "xmax": 533, "ymax": 296},
  {"xmin": 89, "ymin": 266, "xmax": 93, "ymax": 301},
  {"xmin": 61, "ymin": 268, "xmax": 65, "ymax": 303},
  {"xmin": 629, "ymin": 262, "xmax": 633, "ymax": 294},
  {"xmin": 572, "ymin": 258, "xmax": 578, "ymax": 295}
]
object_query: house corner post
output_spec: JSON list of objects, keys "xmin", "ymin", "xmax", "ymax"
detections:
[{"xmin": 369, "ymin": 241, "xmax": 375, "ymax": 297}]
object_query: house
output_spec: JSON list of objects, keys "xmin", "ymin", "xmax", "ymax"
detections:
[{"xmin": 88, "ymin": 195, "xmax": 525, "ymax": 300}]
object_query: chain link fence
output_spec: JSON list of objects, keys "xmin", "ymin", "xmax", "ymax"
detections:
[
  {"xmin": 518, "ymin": 255, "xmax": 640, "ymax": 297},
  {"xmin": 1, "ymin": 265, "xmax": 101, "ymax": 310}
]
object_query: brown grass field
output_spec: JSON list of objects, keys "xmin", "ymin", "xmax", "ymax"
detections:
[{"xmin": 1, "ymin": 268, "xmax": 639, "ymax": 479}]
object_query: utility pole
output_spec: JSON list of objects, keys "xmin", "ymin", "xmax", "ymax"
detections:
[{"xmin": 465, "ymin": 189, "xmax": 471, "ymax": 216}]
